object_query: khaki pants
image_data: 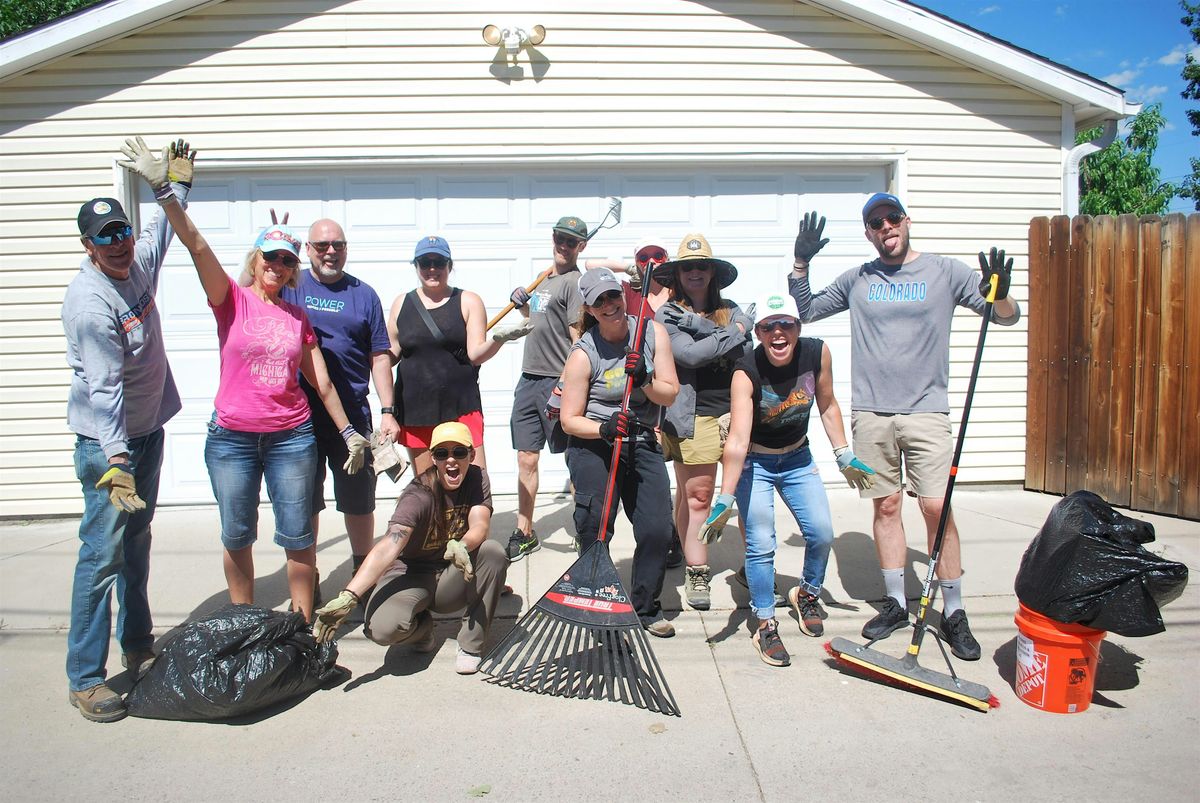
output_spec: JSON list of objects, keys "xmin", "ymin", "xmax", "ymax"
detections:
[{"xmin": 363, "ymin": 540, "xmax": 508, "ymax": 654}]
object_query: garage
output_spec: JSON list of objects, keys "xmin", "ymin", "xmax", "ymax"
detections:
[{"xmin": 147, "ymin": 161, "xmax": 887, "ymax": 503}]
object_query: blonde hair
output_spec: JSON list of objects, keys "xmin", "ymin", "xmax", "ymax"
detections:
[{"xmin": 669, "ymin": 273, "xmax": 731, "ymax": 326}]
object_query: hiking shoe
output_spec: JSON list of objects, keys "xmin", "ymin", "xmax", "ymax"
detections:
[
  {"xmin": 787, "ymin": 587, "xmax": 824, "ymax": 637},
  {"xmin": 455, "ymin": 648, "xmax": 482, "ymax": 675},
  {"xmin": 734, "ymin": 566, "xmax": 787, "ymax": 608},
  {"xmin": 665, "ymin": 530, "xmax": 683, "ymax": 568},
  {"xmin": 121, "ymin": 649, "xmax": 156, "ymax": 677},
  {"xmin": 506, "ymin": 529, "xmax": 540, "ymax": 562},
  {"xmin": 753, "ymin": 621, "xmax": 790, "ymax": 667},
  {"xmin": 684, "ymin": 565, "xmax": 711, "ymax": 611},
  {"xmin": 642, "ymin": 616, "xmax": 676, "ymax": 638},
  {"xmin": 861, "ymin": 597, "xmax": 909, "ymax": 641},
  {"xmin": 69, "ymin": 684, "xmax": 127, "ymax": 723},
  {"xmin": 939, "ymin": 609, "xmax": 982, "ymax": 661}
]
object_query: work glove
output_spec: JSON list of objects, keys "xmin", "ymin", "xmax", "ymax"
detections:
[
  {"xmin": 598, "ymin": 410, "xmax": 632, "ymax": 443},
  {"xmin": 978, "ymin": 247, "xmax": 1012, "ymax": 301},
  {"xmin": 492, "ymin": 318, "xmax": 535, "ymax": 343},
  {"xmin": 698, "ymin": 493, "xmax": 736, "ymax": 545},
  {"xmin": 835, "ymin": 447, "xmax": 876, "ymax": 490},
  {"xmin": 717, "ymin": 412, "xmax": 731, "ymax": 446},
  {"xmin": 371, "ymin": 429, "xmax": 409, "ymax": 482},
  {"xmin": 743, "ymin": 303, "xmax": 756, "ymax": 320},
  {"xmin": 314, "ymin": 589, "xmax": 359, "ymax": 644},
  {"xmin": 794, "ymin": 211, "xmax": 830, "ymax": 264},
  {"xmin": 340, "ymin": 426, "xmax": 371, "ymax": 475},
  {"xmin": 624, "ymin": 261, "xmax": 644, "ymax": 291},
  {"xmin": 443, "ymin": 539, "xmax": 475, "ymax": 582},
  {"xmin": 117, "ymin": 136, "xmax": 168, "ymax": 190},
  {"xmin": 661, "ymin": 306, "xmax": 713, "ymax": 338},
  {"xmin": 624, "ymin": 350, "xmax": 650, "ymax": 387},
  {"xmin": 95, "ymin": 464, "xmax": 146, "ymax": 513},
  {"xmin": 167, "ymin": 138, "xmax": 196, "ymax": 186},
  {"xmin": 509, "ymin": 286, "xmax": 531, "ymax": 308},
  {"xmin": 545, "ymin": 380, "xmax": 564, "ymax": 420}
]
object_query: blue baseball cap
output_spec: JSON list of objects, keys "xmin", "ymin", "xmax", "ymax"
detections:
[
  {"xmin": 862, "ymin": 192, "xmax": 907, "ymax": 223},
  {"xmin": 413, "ymin": 235, "xmax": 452, "ymax": 261},
  {"xmin": 254, "ymin": 224, "xmax": 301, "ymax": 256}
]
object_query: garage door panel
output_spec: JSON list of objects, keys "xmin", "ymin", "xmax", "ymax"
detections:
[
  {"xmin": 251, "ymin": 181, "xmax": 326, "ymax": 235},
  {"xmin": 711, "ymin": 176, "xmax": 785, "ymax": 226},
  {"xmin": 346, "ymin": 178, "xmax": 419, "ymax": 231},
  {"xmin": 529, "ymin": 177, "xmax": 606, "ymax": 226},
  {"xmin": 438, "ymin": 178, "xmax": 515, "ymax": 229},
  {"xmin": 620, "ymin": 178, "xmax": 697, "ymax": 227}
]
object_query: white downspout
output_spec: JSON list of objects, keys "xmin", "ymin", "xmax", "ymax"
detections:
[{"xmin": 1063, "ymin": 119, "xmax": 1118, "ymax": 216}]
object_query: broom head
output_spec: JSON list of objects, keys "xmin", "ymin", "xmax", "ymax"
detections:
[{"xmin": 826, "ymin": 637, "xmax": 999, "ymax": 712}]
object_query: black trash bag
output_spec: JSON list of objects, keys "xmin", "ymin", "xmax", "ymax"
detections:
[
  {"xmin": 126, "ymin": 603, "xmax": 342, "ymax": 721},
  {"xmin": 1014, "ymin": 491, "xmax": 1189, "ymax": 637}
]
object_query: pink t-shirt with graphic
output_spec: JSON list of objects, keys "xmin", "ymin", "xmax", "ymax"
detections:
[{"xmin": 211, "ymin": 275, "xmax": 316, "ymax": 432}]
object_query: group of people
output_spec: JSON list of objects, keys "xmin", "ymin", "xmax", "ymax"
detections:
[{"xmin": 62, "ymin": 135, "xmax": 1019, "ymax": 722}]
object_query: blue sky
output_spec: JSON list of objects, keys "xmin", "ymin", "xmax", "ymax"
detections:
[{"xmin": 914, "ymin": 0, "xmax": 1197, "ymax": 212}]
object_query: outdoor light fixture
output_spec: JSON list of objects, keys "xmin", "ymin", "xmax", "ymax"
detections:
[{"xmin": 482, "ymin": 24, "xmax": 546, "ymax": 60}]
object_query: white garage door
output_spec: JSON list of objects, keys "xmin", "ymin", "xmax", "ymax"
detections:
[{"xmin": 144, "ymin": 163, "xmax": 886, "ymax": 504}]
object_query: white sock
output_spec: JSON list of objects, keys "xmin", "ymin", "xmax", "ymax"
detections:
[
  {"xmin": 882, "ymin": 568, "xmax": 905, "ymax": 608},
  {"xmin": 940, "ymin": 577, "xmax": 963, "ymax": 616}
]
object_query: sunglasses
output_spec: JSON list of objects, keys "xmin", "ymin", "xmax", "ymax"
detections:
[
  {"xmin": 309, "ymin": 240, "xmax": 346, "ymax": 252},
  {"xmin": 416, "ymin": 257, "xmax": 449, "ymax": 270},
  {"xmin": 261, "ymin": 250, "xmax": 300, "ymax": 269},
  {"xmin": 756, "ymin": 319, "xmax": 798, "ymax": 333},
  {"xmin": 89, "ymin": 226, "xmax": 134, "ymax": 246},
  {"xmin": 679, "ymin": 263, "xmax": 712, "ymax": 273},
  {"xmin": 590, "ymin": 289, "xmax": 623, "ymax": 306},
  {"xmin": 635, "ymin": 249, "xmax": 668, "ymax": 267},
  {"xmin": 432, "ymin": 445, "xmax": 471, "ymax": 461},
  {"xmin": 553, "ymin": 233, "xmax": 585, "ymax": 248},
  {"xmin": 867, "ymin": 212, "xmax": 906, "ymax": 230}
]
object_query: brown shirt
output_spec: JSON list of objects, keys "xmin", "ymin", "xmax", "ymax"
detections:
[{"xmin": 386, "ymin": 465, "xmax": 492, "ymax": 572}]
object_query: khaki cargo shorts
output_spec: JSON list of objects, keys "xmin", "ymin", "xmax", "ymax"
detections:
[
  {"xmin": 661, "ymin": 415, "xmax": 724, "ymax": 465},
  {"xmin": 850, "ymin": 411, "xmax": 952, "ymax": 499}
]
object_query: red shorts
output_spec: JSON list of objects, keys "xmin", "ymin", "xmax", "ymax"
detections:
[{"xmin": 398, "ymin": 410, "xmax": 485, "ymax": 450}]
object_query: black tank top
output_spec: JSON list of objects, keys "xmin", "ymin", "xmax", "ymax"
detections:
[
  {"xmin": 393, "ymin": 288, "xmax": 482, "ymax": 426},
  {"xmin": 735, "ymin": 337, "xmax": 823, "ymax": 449}
]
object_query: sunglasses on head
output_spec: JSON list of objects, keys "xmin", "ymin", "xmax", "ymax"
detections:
[
  {"xmin": 756, "ymin": 319, "xmax": 798, "ymax": 333},
  {"xmin": 432, "ymin": 445, "xmax": 471, "ymax": 461},
  {"xmin": 416, "ymin": 257, "xmax": 449, "ymax": 270},
  {"xmin": 261, "ymin": 250, "xmax": 300, "ymax": 268},
  {"xmin": 590, "ymin": 289, "xmax": 623, "ymax": 306},
  {"xmin": 309, "ymin": 240, "xmax": 346, "ymax": 252},
  {"xmin": 867, "ymin": 212, "xmax": 906, "ymax": 230},
  {"xmin": 553, "ymin": 233, "xmax": 585, "ymax": 248},
  {"xmin": 635, "ymin": 249, "xmax": 668, "ymax": 267},
  {"xmin": 89, "ymin": 226, "xmax": 134, "ymax": 246}
]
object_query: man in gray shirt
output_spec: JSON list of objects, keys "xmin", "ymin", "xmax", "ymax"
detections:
[
  {"xmin": 788, "ymin": 193, "xmax": 1020, "ymax": 661},
  {"xmin": 61, "ymin": 140, "xmax": 192, "ymax": 721}
]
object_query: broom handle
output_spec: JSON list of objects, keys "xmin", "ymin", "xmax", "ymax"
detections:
[
  {"xmin": 905, "ymin": 274, "xmax": 998, "ymax": 661},
  {"xmin": 596, "ymin": 268, "xmax": 655, "ymax": 544},
  {"xmin": 487, "ymin": 268, "xmax": 555, "ymax": 331}
]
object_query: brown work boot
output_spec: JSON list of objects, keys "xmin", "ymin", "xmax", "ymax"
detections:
[{"xmin": 69, "ymin": 684, "xmax": 127, "ymax": 723}]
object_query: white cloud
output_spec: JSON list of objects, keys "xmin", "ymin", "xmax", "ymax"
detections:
[
  {"xmin": 978, "ymin": 4, "xmax": 1001, "ymax": 14},
  {"xmin": 1128, "ymin": 84, "xmax": 1168, "ymax": 102},
  {"xmin": 1158, "ymin": 45, "xmax": 1188, "ymax": 65},
  {"xmin": 1054, "ymin": 5, "xmax": 1067, "ymax": 17},
  {"xmin": 1101, "ymin": 69, "xmax": 1139, "ymax": 86}
]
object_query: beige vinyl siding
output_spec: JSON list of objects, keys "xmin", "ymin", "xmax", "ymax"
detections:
[{"xmin": 0, "ymin": 0, "xmax": 1060, "ymax": 516}]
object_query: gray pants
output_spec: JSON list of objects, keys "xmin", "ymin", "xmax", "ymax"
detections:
[{"xmin": 363, "ymin": 540, "xmax": 508, "ymax": 654}]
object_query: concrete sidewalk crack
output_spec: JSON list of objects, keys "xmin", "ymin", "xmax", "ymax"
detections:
[{"xmin": 701, "ymin": 612, "xmax": 766, "ymax": 803}]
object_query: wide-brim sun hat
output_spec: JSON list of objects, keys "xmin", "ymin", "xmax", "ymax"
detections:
[{"xmin": 653, "ymin": 232, "xmax": 737, "ymax": 289}]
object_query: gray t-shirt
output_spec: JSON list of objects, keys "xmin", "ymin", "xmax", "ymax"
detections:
[
  {"xmin": 788, "ymin": 252, "xmax": 1020, "ymax": 414},
  {"xmin": 520, "ymin": 268, "xmax": 582, "ymax": 377},
  {"xmin": 571, "ymin": 317, "xmax": 660, "ymax": 429},
  {"xmin": 62, "ymin": 195, "xmax": 186, "ymax": 459}
]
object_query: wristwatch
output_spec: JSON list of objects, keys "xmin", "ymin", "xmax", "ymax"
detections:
[{"xmin": 381, "ymin": 406, "xmax": 396, "ymax": 415}]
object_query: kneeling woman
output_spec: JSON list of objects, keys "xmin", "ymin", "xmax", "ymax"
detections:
[
  {"xmin": 314, "ymin": 422, "xmax": 508, "ymax": 675},
  {"xmin": 559, "ymin": 268, "xmax": 680, "ymax": 637},
  {"xmin": 709, "ymin": 292, "xmax": 874, "ymax": 666}
]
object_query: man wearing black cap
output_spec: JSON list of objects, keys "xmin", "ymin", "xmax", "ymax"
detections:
[
  {"xmin": 504, "ymin": 215, "xmax": 589, "ymax": 562},
  {"xmin": 60, "ymin": 138, "xmax": 194, "ymax": 722},
  {"xmin": 787, "ymin": 194, "xmax": 1020, "ymax": 661}
]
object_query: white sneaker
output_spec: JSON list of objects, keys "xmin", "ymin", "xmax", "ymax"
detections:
[{"xmin": 455, "ymin": 648, "xmax": 482, "ymax": 675}]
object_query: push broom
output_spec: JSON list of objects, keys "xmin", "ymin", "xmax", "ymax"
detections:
[
  {"xmin": 825, "ymin": 268, "xmax": 1006, "ymax": 712},
  {"xmin": 479, "ymin": 247, "xmax": 680, "ymax": 717}
]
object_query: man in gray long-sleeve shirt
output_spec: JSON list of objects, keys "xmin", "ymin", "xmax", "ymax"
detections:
[
  {"xmin": 61, "ymin": 153, "xmax": 190, "ymax": 722},
  {"xmin": 788, "ymin": 193, "xmax": 1020, "ymax": 661}
]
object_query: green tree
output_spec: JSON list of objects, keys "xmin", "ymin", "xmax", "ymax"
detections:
[
  {"xmin": 1077, "ymin": 104, "xmax": 1176, "ymax": 216},
  {"xmin": 0, "ymin": 0, "xmax": 104, "ymax": 40},
  {"xmin": 1179, "ymin": 1, "xmax": 1200, "ymax": 210}
]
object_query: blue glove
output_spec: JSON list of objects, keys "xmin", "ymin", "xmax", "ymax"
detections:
[
  {"xmin": 510, "ymin": 286, "xmax": 531, "ymax": 308},
  {"xmin": 698, "ymin": 493, "xmax": 736, "ymax": 544},
  {"xmin": 835, "ymin": 447, "xmax": 876, "ymax": 490}
]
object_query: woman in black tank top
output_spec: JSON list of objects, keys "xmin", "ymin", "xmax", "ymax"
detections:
[{"xmin": 385, "ymin": 236, "xmax": 530, "ymax": 474}]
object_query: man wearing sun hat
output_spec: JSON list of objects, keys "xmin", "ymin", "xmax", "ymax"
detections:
[
  {"xmin": 786, "ymin": 194, "xmax": 1021, "ymax": 661},
  {"xmin": 61, "ymin": 137, "xmax": 194, "ymax": 722}
]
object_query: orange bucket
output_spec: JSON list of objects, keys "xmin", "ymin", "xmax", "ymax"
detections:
[{"xmin": 1013, "ymin": 603, "xmax": 1106, "ymax": 713}]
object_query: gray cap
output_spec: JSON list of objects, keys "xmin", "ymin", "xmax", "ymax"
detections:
[{"xmin": 578, "ymin": 267, "xmax": 623, "ymax": 305}]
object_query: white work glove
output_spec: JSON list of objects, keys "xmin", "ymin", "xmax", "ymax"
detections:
[
  {"xmin": 117, "ymin": 136, "xmax": 168, "ymax": 190},
  {"xmin": 491, "ymin": 318, "xmax": 535, "ymax": 343},
  {"xmin": 340, "ymin": 426, "xmax": 370, "ymax": 475},
  {"xmin": 835, "ymin": 447, "xmax": 876, "ymax": 490},
  {"xmin": 698, "ymin": 493, "xmax": 736, "ymax": 545},
  {"xmin": 444, "ymin": 539, "xmax": 475, "ymax": 582}
]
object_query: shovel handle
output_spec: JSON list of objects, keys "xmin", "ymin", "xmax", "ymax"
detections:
[{"xmin": 488, "ymin": 268, "xmax": 555, "ymax": 331}]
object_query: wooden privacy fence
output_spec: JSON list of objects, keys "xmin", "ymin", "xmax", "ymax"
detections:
[{"xmin": 1026, "ymin": 213, "xmax": 1199, "ymax": 520}]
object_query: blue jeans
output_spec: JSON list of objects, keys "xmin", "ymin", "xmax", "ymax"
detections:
[
  {"xmin": 204, "ymin": 417, "xmax": 317, "ymax": 550},
  {"xmin": 735, "ymin": 445, "xmax": 835, "ymax": 621},
  {"xmin": 67, "ymin": 429, "xmax": 163, "ymax": 692}
]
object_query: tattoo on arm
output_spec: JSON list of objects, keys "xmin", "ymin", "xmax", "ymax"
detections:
[{"xmin": 387, "ymin": 524, "xmax": 412, "ymax": 545}]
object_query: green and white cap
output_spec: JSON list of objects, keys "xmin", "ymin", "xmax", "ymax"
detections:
[{"xmin": 751, "ymin": 291, "xmax": 801, "ymax": 323}]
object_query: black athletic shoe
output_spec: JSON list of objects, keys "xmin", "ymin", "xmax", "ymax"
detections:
[
  {"xmin": 506, "ymin": 529, "xmax": 540, "ymax": 562},
  {"xmin": 939, "ymin": 609, "xmax": 982, "ymax": 661},
  {"xmin": 861, "ymin": 597, "xmax": 909, "ymax": 641}
]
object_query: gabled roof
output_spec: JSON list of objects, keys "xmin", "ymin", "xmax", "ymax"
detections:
[{"xmin": 0, "ymin": 0, "xmax": 1139, "ymax": 126}]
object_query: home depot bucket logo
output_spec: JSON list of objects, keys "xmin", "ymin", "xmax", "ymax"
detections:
[{"xmin": 1015, "ymin": 633, "xmax": 1048, "ymax": 708}]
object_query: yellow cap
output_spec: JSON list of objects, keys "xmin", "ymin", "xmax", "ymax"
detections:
[{"xmin": 430, "ymin": 421, "xmax": 473, "ymax": 448}]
